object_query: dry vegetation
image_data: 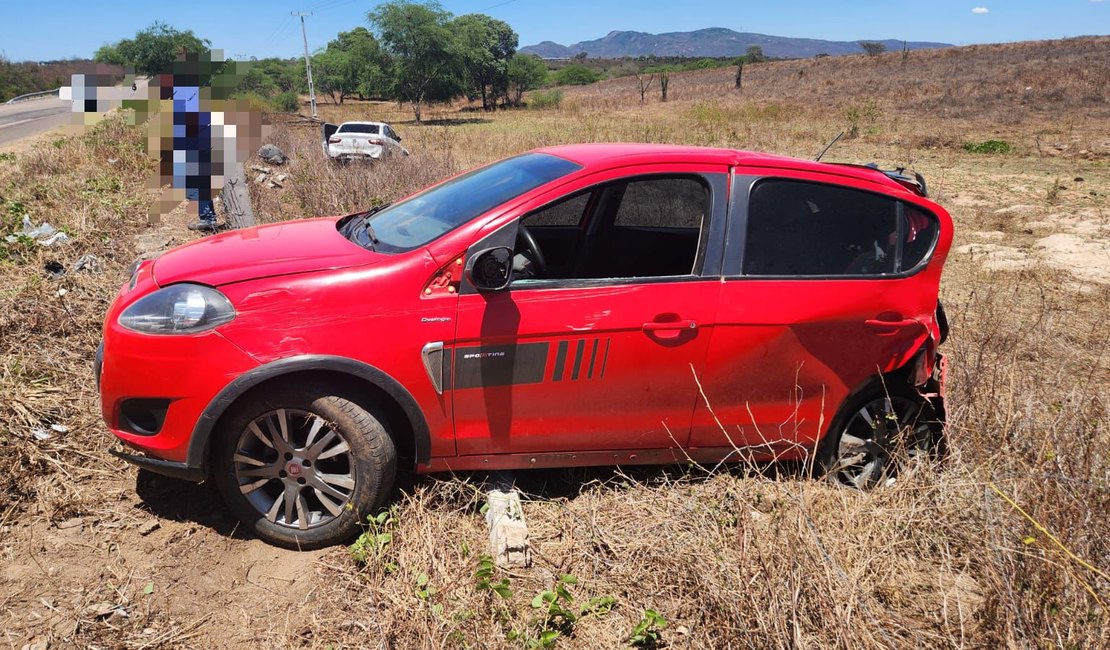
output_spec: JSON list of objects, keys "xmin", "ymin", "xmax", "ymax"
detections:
[{"xmin": 1, "ymin": 37, "xmax": 1108, "ymax": 648}]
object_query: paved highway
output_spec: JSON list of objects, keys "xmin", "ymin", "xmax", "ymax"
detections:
[
  {"xmin": 0, "ymin": 79, "xmax": 150, "ymax": 149},
  {"xmin": 0, "ymin": 96, "xmax": 70, "ymax": 148}
]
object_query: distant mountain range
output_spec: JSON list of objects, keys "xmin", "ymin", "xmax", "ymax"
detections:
[{"xmin": 521, "ymin": 28, "xmax": 952, "ymax": 59}]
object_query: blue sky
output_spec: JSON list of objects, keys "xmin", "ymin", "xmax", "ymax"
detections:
[{"xmin": 1, "ymin": 0, "xmax": 1107, "ymax": 61}]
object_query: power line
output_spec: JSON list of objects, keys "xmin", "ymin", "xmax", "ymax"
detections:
[{"xmin": 478, "ymin": 0, "xmax": 520, "ymax": 11}]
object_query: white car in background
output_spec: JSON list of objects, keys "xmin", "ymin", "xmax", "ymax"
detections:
[{"xmin": 322, "ymin": 121, "xmax": 408, "ymax": 161}]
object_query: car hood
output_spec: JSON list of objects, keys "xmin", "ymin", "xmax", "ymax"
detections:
[{"xmin": 152, "ymin": 217, "xmax": 378, "ymax": 287}]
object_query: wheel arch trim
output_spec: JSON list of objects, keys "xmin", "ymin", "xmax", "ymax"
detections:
[{"xmin": 186, "ymin": 355, "xmax": 432, "ymax": 477}]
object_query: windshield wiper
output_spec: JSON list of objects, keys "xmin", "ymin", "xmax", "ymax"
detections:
[
  {"xmin": 340, "ymin": 203, "xmax": 390, "ymax": 249},
  {"xmin": 363, "ymin": 221, "xmax": 380, "ymax": 246}
]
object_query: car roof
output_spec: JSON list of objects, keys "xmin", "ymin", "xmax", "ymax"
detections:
[
  {"xmin": 535, "ymin": 143, "xmax": 905, "ymax": 192},
  {"xmin": 339, "ymin": 121, "xmax": 389, "ymax": 127}
]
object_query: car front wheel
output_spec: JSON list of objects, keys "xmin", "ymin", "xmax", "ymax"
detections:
[
  {"xmin": 818, "ymin": 387, "xmax": 941, "ymax": 489},
  {"xmin": 213, "ymin": 385, "xmax": 396, "ymax": 549}
]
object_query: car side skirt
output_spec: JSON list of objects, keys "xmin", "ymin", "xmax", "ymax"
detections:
[{"xmin": 419, "ymin": 443, "xmax": 811, "ymax": 473}]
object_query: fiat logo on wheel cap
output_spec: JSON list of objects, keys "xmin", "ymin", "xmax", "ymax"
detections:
[{"xmin": 286, "ymin": 462, "xmax": 303, "ymax": 477}]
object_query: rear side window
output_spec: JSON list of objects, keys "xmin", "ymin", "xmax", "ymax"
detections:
[
  {"xmin": 614, "ymin": 178, "xmax": 706, "ymax": 229},
  {"xmin": 743, "ymin": 180, "xmax": 937, "ymax": 276},
  {"xmin": 901, "ymin": 204, "xmax": 939, "ymax": 270}
]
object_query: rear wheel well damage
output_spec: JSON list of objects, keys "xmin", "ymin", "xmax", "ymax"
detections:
[
  {"xmin": 819, "ymin": 344, "xmax": 947, "ymax": 461},
  {"xmin": 187, "ymin": 357, "xmax": 428, "ymax": 480}
]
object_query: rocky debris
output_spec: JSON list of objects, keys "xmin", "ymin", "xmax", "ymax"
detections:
[
  {"xmin": 257, "ymin": 144, "xmax": 288, "ymax": 165},
  {"xmin": 487, "ymin": 487, "xmax": 531, "ymax": 568},
  {"xmin": 253, "ymin": 167, "xmax": 288, "ymax": 190},
  {"xmin": 84, "ymin": 602, "xmax": 128, "ymax": 621},
  {"xmin": 138, "ymin": 520, "xmax": 161, "ymax": 536}
]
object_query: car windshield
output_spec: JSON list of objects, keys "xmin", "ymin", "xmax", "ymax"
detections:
[
  {"xmin": 341, "ymin": 153, "xmax": 582, "ymax": 252},
  {"xmin": 337, "ymin": 124, "xmax": 380, "ymax": 134}
]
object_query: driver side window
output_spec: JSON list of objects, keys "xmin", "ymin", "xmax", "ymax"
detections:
[{"xmin": 515, "ymin": 175, "xmax": 710, "ymax": 283}]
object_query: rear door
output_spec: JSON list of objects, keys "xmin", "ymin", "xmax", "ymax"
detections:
[
  {"xmin": 691, "ymin": 172, "xmax": 943, "ymax": 455},
  {"xmin": 451, "ymin": 166, "xmax": 730, "ymax": 455},
  {"xmin": 321, "ymin": 122, "xmax": 338, "ymax": 156}
]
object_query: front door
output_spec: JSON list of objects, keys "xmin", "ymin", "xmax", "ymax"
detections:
[{"xmin": 451, "ymin": 171, "xmax": 729, "ymax": 456}]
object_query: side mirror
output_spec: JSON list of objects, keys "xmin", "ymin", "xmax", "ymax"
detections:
[{"xmin": 466, "ymin": 247, "xmax": 513, "ymax": 292}]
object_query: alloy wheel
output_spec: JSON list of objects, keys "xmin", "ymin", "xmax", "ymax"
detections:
[
  {"xmin": 232, "ymin": 408, "xmax": 355, "ymax": 530},
  {"xmin": 831, "ymin": 395, "xmax": 932, "ymax": 489}
]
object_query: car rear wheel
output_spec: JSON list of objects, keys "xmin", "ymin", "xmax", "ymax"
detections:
[
  {"xmin": 213, "ymin": 385, "xmax": 396, "ymax": 549},
  {"xmin": 818, "ymin": 387, "xmax": 941, "ymax": 489}
]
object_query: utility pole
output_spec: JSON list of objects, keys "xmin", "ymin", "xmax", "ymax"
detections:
[{"xmin": 292, "ymin": 11, "xmax": 318, "ymax": 119}]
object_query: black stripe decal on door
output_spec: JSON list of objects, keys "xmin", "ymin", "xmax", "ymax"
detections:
[
  {"xmin": 552, "ymin": 340, "xmax": 569, "ymax": 381},
  {"xmin": 548, "ymin": 337, "xmax": 611, "ymax": 382},
  {"xmin": 586, "ymin": 339, "xmax": 599, "ymax": 378},
  {"xmin": 570, "ymin": 340, "xmax": 586, "ymax": 380},
  {"xmin": 453, "ymin": 342, "xmax": 550, "ymax": 389}
]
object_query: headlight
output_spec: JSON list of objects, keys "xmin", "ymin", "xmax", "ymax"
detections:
[{"xmin": 118, "ymin": 284, "xmax": 235, "ymax": 334}]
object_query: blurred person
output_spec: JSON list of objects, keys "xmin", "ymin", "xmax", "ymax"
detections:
[{"xmin": 63, "ymin": 51, "xmax": 268, "ymax": 232}]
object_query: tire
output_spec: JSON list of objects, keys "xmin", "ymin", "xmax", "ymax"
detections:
[
  {"xmin": 212, "ymin": 384, "xmax": 397, "ymax": 549},
  {"xmin": 817, "ymin": 385, "xmax": 942, "ymax": 490}
]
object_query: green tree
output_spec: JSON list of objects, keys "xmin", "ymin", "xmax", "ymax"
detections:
[
  {"xmin": 370, "ymin": 0, "xmax": 463, "ymax": 122},
  {"xmin": 506, "ymin": 53, "xmax": 547, "ymax": 107},
  {"xmin": 745, "ymin": 45, "xmax": 765, "ymax": 63},
  {"xmin": 329, "ymin": 27, "xmax": 391, "ymax": 99},
  {"xmin": 452, "ymin": 14, "xmax": 517, "ymax": 110},
  {"xmin": 94, "ymin": 22, "xmax": 210, "ymax": 76},
  {"xmin": 312, "ymin": 48, "xmax": 353, "ymax": 104},
  {"xmin": 552, "ymin": 64, "xmax": 599, "ymax": 86}
]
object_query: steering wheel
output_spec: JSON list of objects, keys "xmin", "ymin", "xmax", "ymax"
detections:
[{"xmin": 516, "ymin": 225, "xmax": 548, "ymax": 276}]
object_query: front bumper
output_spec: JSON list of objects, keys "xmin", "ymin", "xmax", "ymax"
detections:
[{"xmin": 98, "ymin": 329, "xmax": 259, "ymax": 475}]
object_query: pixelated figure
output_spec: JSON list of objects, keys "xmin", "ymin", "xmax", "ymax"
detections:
[
  {"xmin": 163, "ymin": 74, "xmax": 218, "ymax": 229},
  {"xmin": 62, "ymin": 51, "xmax": 269, "ymax": 230}
]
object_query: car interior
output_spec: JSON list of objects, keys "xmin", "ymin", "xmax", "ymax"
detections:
[{"xmin": 513, "ymin": 176, "xmax": 710, "ymax": 281}]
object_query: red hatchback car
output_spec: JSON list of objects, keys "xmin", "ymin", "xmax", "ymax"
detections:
[{"xmin": 98, "ymin": 144, "xmax": 951, "ymax": 548}]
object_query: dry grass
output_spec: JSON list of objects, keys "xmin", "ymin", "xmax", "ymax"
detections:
[{"xmin": 0, "ymin": 37, "xmax": 1108, "ymax": 648}]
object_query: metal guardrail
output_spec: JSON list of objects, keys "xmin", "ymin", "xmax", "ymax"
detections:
[{"xmin": 4, "ymin": 88, "xmax": 61, "ymax": 105}]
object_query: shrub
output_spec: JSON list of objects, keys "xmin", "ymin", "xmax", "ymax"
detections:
[
  {"xmin": 962, "ymin": 139, "xmax": 1014, "ymax": 154},
  {"xmin": 845, "ymin": 98, "xmax": 882, "ymax": 138},
  {"xmin": 528, "ymin": 89, "xmax": 563, "ymax": 109},
  {"xmin": 553, "ymin": 64, "xmax": 600, "ymax": 86},
  {"xmin": 233, "ymin": 91, "xmax": 272, "ymax": 114},
  {"xmin": 270, "ymin": 91, "xmax": 301, "ymax": 113}
]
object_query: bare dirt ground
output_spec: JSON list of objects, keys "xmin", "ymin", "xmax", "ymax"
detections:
[{"xmin": 1, "ymin": 37, "xmax": 1108, "ymax": 649}]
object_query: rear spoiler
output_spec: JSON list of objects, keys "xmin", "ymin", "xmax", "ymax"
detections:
[{"xmin": 831, "ymin": 162, "xmax": 929, "ymax": 198}]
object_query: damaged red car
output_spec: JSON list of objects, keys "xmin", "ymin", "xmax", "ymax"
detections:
[{"xmin": 97, "ymin": 144, "xmax": 951, "ymax": 548}]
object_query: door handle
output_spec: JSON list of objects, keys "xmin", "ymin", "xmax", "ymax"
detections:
[
  {"xmin": 864, "ymin": 318, "xmax": 921, "ymax": 335},
  {"xmin": 643, "ymin": 320, "xmax": 698, "ymax": 332}
]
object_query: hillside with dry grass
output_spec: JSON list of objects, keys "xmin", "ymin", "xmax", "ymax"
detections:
[{"xmin": 1, "ymin": 36, "xmax": 1108, "ymax": 648}]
